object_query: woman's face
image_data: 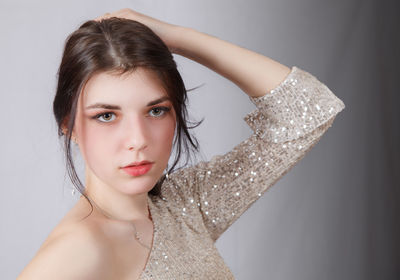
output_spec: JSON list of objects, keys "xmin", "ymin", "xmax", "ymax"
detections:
[{"xmin": 72, "ymin": 68, "xmax": 176, "ymax": 196}]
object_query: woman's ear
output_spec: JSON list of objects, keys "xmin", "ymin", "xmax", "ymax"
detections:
[
  {"xmin": 61, "ymin": 122, "xmax": 78, "ymax": 144},
  {"xmin": 61, "ymin": 126, "xmax": 68, "ymax": 136},
  {"xmin": 61, "ymin": 117, "xmax": 69, "ymax": 136}
]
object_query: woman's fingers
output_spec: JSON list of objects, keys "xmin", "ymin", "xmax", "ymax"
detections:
[
  {"xmin": 94, "ymin": 8, "xmax": 139, "ymax": 22},
  {"xmin": 94, "ymin": 12, "xmax": 112, "ymax": 21}
]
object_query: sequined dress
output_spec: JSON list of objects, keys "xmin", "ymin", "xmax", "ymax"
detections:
[{"xmin": 139, "ymin": 66, "xmax": 346, "ymax": 279}]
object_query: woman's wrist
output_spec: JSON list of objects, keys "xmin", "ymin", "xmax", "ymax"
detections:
[{"xmin": 166, "ymin": 25, "xmax": 193, "ymax": 55}]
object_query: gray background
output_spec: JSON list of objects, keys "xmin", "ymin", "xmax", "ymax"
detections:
[{"xmin": 1, "ymin": 0, "xmax": 399, "ymax": 279}]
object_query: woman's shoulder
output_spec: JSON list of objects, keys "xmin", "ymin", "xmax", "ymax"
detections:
[
  {"xmin": 17, "ymin": 201, "xmax": 114, "ymax": 279},
  {"xmin": 34, "ymin": 197, "xmax": 103, "ymax": 248}
]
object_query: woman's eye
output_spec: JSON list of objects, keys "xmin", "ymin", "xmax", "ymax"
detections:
[
  {"xmin": 149, "ymin": 106, "xmax": 170, "ymax": 117},
  {"xmin": 95, "ymin": 112, "xmax": 116, "ymax": 123}
]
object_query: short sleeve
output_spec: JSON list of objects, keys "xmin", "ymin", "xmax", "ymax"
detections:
[{"xmin": 166, "ymin": 66, "xmax": 345, "ymax": 242}]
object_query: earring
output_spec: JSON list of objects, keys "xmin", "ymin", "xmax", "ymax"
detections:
[{"xmin": 165, "ymin": 165, "xmax": 170, "ymax": 180}]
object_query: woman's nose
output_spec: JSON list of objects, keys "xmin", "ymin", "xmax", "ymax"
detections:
[{"xmin": 123, "ymin": 115, "xmax": 148, "ymax": 151}]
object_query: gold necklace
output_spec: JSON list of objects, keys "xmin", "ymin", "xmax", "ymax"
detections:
[{"xmin": 86, "ymin": 196, "xmax": 152, "ymax": 250}]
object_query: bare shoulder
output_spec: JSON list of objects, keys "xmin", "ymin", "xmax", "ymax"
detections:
[{"xmin": 17, "ymin": 216, "xmax": 115, "ymax": 279}]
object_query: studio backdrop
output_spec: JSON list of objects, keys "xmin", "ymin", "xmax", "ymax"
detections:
[{"xmin": 0, "ymin": 0, "xmax": 398, "ymax": 279}]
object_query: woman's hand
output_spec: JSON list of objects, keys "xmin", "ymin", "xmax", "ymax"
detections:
[{"xmin": 94, "ymin": 8, "xmax": 181, "ymax": 53}]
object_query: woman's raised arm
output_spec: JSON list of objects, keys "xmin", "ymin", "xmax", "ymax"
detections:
[
  {"xmin": 95, "ymin": 8, "xmax": 291, "ymax": 98},
  {"xmin": 171, "ymin": 28, "xmax": 291, "ymax": 98}
]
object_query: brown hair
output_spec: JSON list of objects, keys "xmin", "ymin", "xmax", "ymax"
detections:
[{"xmin": 52, "ymin": 17, "xmax": 202, "ymax": 216}]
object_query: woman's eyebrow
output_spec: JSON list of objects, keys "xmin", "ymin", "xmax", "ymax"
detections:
[
  {"xmin": 146, "ymin": 96, "xmax": 170, "ymax": 106},
  {"xmin": 85, "ymin": 96, "xmax": 170, "ymax": 110},
  {"xmin": 85, "ymin": 103, "xmax": 121, "ymax": 110}
]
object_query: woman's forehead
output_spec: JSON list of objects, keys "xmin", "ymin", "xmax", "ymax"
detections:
[{"xmin": 80, "ymin": 68, "xmax": 169, "ymax": 106}]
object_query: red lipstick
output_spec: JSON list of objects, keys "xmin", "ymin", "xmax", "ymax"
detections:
[{"xmin": 121, "ymin": 161, "xmax": 153, "ymax": 176}]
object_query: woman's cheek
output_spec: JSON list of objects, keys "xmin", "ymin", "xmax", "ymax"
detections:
[
  {"xmin": 161, "ymin": 119, "xmax": 176, "ymax": 154},
  {"xmin": 82, "ymin": 124, "xmax": 112, "ymax": 161}
]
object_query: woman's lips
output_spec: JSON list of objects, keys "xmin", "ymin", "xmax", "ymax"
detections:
[{"xmin": 122, "ymin": 163, "xmax": 153, "ymax": 176}]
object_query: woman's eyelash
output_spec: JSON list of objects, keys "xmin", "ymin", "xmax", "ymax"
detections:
[
  {"xmin": 149, "ymin": 106, "xmax": 171, "ymax": 117},
  {"xmin": 91, "ymin": 111, "xmax": 115, "ymax": 122}
]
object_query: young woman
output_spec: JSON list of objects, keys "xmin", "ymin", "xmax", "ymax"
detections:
[{"xmin": 18, "ymin": 8, "xmax": 345, "ymax": 280}]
